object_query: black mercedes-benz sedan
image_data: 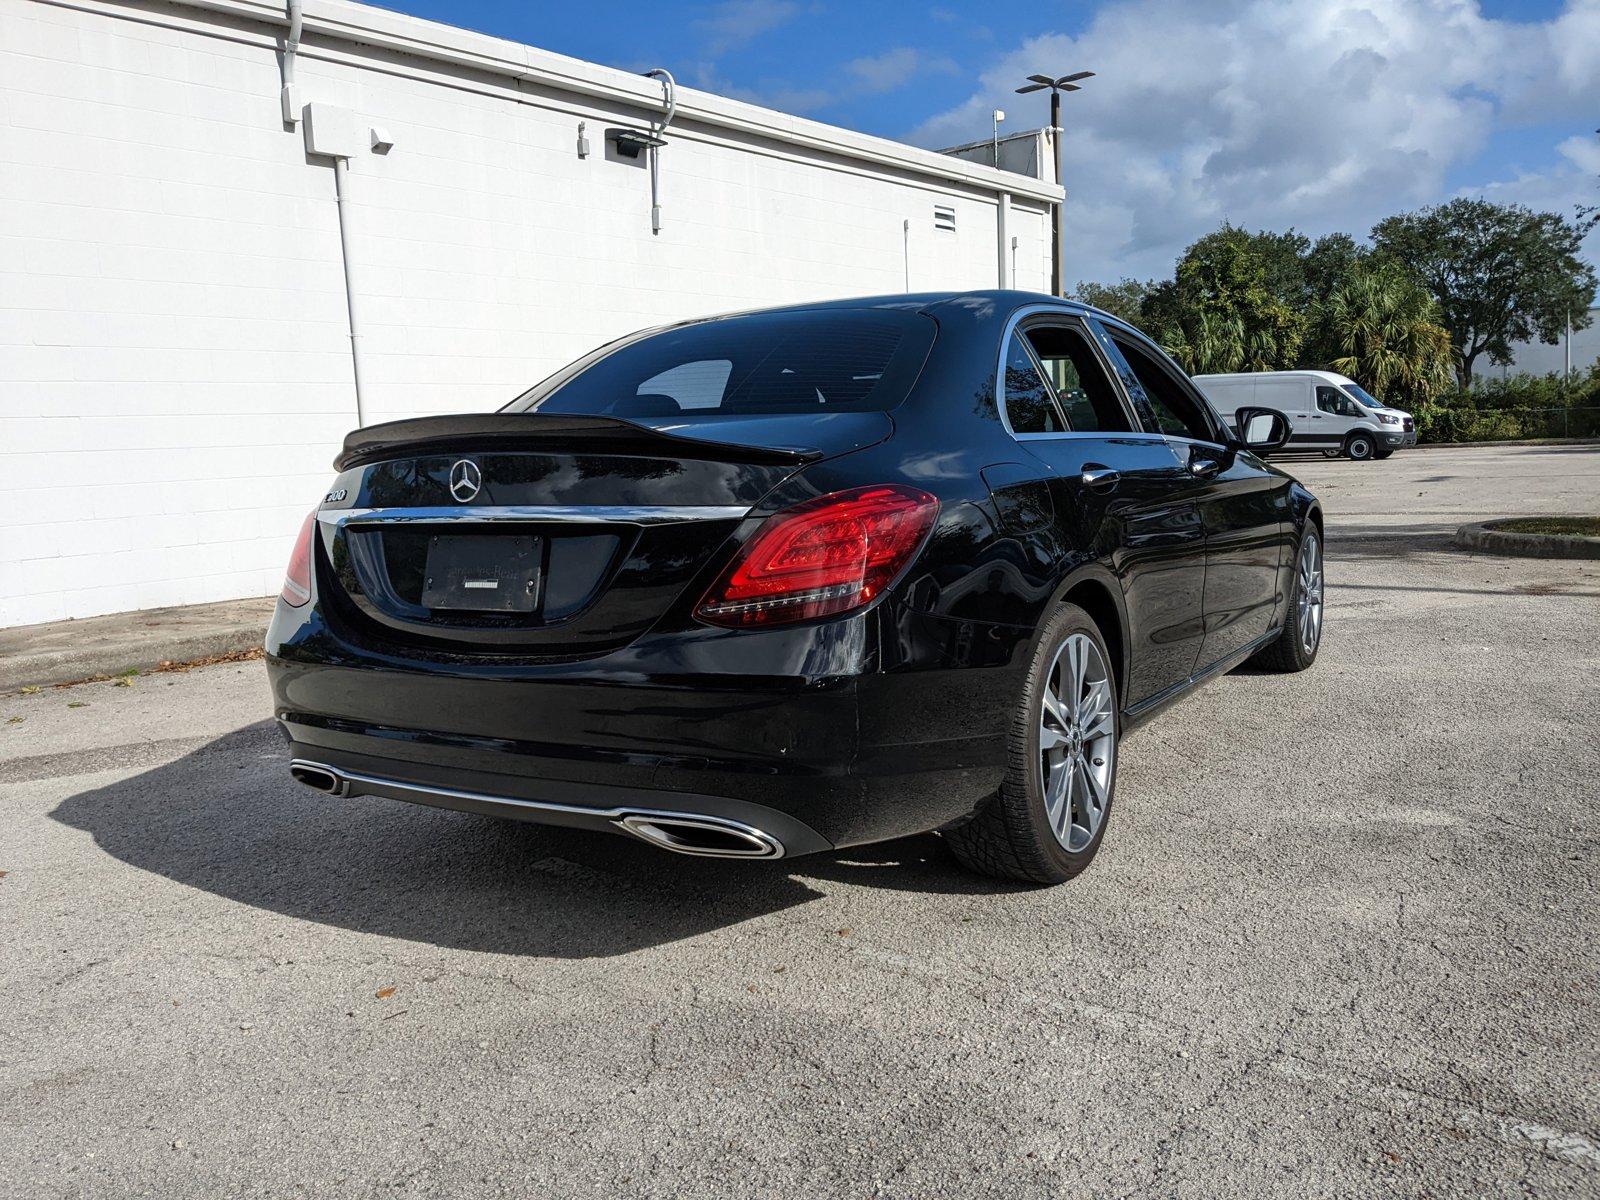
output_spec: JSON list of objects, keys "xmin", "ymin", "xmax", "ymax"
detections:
[{"xmin": 267, "ymin": 291, "xmax": 1323, "ymax": 884}]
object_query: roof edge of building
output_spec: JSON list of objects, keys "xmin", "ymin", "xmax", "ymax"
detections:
[{"xmin": 162, "ymin": 0, "xmax": 1064, "ymax": 205}]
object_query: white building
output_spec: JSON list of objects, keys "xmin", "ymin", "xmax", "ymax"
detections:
[
  {"xmin": 1471, "ymin": 307, "xmax": 1600, "ymax": 382},
  {"xmin": 0, "ymin": 0, "xmax": 1061, "ymax": 629}
]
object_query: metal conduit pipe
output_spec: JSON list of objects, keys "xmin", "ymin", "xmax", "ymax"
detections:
[
  {"xmin": 642, "ymin": 68, "xmax": 676, "ymax": 235},
  {"xmin": 280, "ymin": 0, "xmax": 302, "ymax": 124},
  {"xmin": 330, "ymin": 155, "xmax": 367, "ymax": 427}
]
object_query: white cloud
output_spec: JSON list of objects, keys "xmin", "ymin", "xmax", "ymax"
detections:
[
  {"xmin": 1464, "ymin": 135, "xmax": 1600, "ymax": 270},
  {"xmin": 711, "ymin": 47, "xmax": 959, "ymax": 116},
  {"xmin": 692, "ymin": 0, "xmax": 803, "ymax": 58},
  {"xmin": 909, "ymin": 0, "xmax": 1600, "ymax": 286},
  {"xmin": 844, "ymin": 48, "xmax": 958, "ymax": 95}
]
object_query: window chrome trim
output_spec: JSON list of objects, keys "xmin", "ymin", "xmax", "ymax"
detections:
[
  {"xmin": 318, "ymin": 504, "xmax": 750, "ymax": 527},
  {"xmin": 1010, "ymin": 430, "xmax": 1171, "ymax": 443},
  {"xmin": 994, "ymin": 303, "xmax": 1145, "ymax": 440}
]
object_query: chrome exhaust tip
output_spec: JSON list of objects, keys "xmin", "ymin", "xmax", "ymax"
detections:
[
  {"xmin": 289, "ymin": 760, "xmax": 347, "ymax": 797},
  {"xmin": 615, "ymin": 812, "xmax": 784, "ymax": 859}
]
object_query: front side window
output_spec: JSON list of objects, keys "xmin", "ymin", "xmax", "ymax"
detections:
[
  {"xmin": 1023, "ymin": 324, "xmax": 1134, "ymax": 433},
  {"xmin": 1108, "ymin": 333, "xmax": 1220, "ymax": 442},
  {"xmin": 506, "ymin": 310, "xmax": 935, "ymax": 417},
  {"xmin": 1317, "ymin": 386, "xmax": 1361, "ymax": 418},
  {"xmin": 1001, "ymin": 332, "xmax": 1065, "ymax": 434}
]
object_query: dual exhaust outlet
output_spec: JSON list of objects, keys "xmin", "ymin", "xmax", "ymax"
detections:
[{"xmin": 288, "ymin": 760, "xmax": 784, "ymax": 860}]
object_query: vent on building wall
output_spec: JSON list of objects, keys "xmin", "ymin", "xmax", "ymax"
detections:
[{"xmin": 933, "ymin": 205, "xmax": 956, "ymax": 232}]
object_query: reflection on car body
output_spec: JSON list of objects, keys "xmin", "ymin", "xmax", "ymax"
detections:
[{"xmin": 268, "ymin": 291, "xmax": 1324, "ymax": 884}]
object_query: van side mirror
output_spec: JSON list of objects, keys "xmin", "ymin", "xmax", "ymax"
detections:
[{"xmin": 1233, "ymin": 406, "xmax": 1291, "ymax": 453}]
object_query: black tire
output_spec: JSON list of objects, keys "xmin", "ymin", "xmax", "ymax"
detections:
[
  {"xmin": 1344, "ymin": 432, "xmax": 1376, "ymax": 461},
  {"xmin": 1249, "ymin": 524, "xmax": 1323, "ymax": 673},
  {"xmin": 1374, "ymin": 445, "xmax": 1395, "ymax": 460},
  {"xmin": 944, "ymin": 603, "xmax": 1119, "ymax": 885}
]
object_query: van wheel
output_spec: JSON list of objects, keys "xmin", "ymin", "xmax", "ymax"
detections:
[
  {"xmin": 1345, "ymin": 432, "xmax": 1376, "ymax": 461},
  {"xmin": 945, "ymin": 603, "xmax": 1118, "ymax": 885},
  {"xmin": 1374, "ymin": 445, "xmax": 1395, "ymax": 460}
]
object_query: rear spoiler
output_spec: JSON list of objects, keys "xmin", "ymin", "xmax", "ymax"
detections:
[{"xmin": 334, "ymin": 413, "xmax": 827, "ymax": 471}]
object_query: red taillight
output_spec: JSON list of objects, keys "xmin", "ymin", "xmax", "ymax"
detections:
[
  {"xmin": 695, "ymin": 485, "xmax": 939, "ymax": 629},
  {"xmin": 281, "ymin": 510, "xmax": 317, "ymax": 607}
]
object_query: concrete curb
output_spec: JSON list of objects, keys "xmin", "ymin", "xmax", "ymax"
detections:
[
  {"xmin": 1418, "ymin": 438, "xmax": 1600, "ymax": 450},
  {"xmin": 0, "ymin": 597, "xmax": 276, "ymax": 691},
  {"xmin": 1454, "ymin": 521, "xmax": 1600, "ymax": 560}
]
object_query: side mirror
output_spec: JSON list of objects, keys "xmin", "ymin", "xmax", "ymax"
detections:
[{"xmin": 1233, "ymin": 406, "xmax": 1291, "ymax": 453}]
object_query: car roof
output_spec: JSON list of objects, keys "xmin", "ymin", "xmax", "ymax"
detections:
[
  {"xmin": 665, "ymin": 290, "xmax": 1106, "ymax": 326},
  {"xmin": 1193, "ymin": 369, "xmax": 1352, "ymax": 384}
]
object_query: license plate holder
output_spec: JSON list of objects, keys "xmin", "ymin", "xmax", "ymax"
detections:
[{"xmin": 421, "ymin": 534, "xmax": 540, "ymax": 612}]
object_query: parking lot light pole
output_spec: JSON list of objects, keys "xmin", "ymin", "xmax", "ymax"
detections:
[{"xmin": 1015, "ymin": 70, "xmax": 1094, "ymax": 297}]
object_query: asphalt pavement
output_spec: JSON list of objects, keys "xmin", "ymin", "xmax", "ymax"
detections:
[{"xmin": 2, "ymin": 443, "xmax": 1597, "ymax": 1198}]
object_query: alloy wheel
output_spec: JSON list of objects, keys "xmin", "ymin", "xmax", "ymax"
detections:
[
  {"xmin": 1297, "ymin": 533, "xmax": 1324, "ymax": 654},
  {"xmin": 1038, "ymin": 633, "xmax": 1115, "ymax": 853}
]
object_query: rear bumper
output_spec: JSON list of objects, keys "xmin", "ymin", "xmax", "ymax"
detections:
[
  {"xmin": 285, "ymin": 750, "xmax": 821, "ymax": 859},
  {"xmin": 267, "ymin": 600, "xmax": 1027, "ymax": 854}
]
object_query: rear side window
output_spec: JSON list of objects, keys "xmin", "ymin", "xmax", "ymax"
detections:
[
  {"xmin": 1023, "ymin": 324, "xmax": 1133, "ymax": 433},
  {"xmin": 1001, "ymin": 332, "xmax": 1065, "ymax": 433},
  {"xmin": 507, "ymin": 310, "xmax": 935, "ymax": 417}
]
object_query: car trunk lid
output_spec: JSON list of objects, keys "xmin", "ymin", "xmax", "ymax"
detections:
[{"xmin": 315, "ymin": 411, "xmax": 891, "ymax": 656}]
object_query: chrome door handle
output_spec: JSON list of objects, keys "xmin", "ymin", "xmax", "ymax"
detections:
[
  {"xmin": 1190, "ymin": 458, "xmax": 1222, "ymax": 477},
  {"xmin": 1080, "ymin": 466, "xmax": 1120, "ymax": 488}
]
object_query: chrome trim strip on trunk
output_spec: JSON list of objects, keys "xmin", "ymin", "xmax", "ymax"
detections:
[{"xmin": 319, "ymin": 504, "xmax": 750, "ymax": 527}]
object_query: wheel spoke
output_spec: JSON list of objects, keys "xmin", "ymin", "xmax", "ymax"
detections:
[
  {"xmin": 1050, "ymin": 762, "xmax": 1073, "ymax": 839},
  {"xmin": 1085, "ymin": 759, "xmax": 1109, "ymax": 809},
  {"xmin": 1069, "ymin": 639, "xmax": 1089, "ymax": 717},
  {"xmin": 1083, "ymin": 707, "xmax": 1115, "ymax": 740},
  {"xmin": 1042, "ymin": 687, "xmax": 1071, "ymax": 729},
  {"xmin": 1039, "ymin": 723, "xmax": 1068, "ymax": 752},
  {"xmin": 1075, "ymin": 760, "xmax": 1101, "ymax": 837}
]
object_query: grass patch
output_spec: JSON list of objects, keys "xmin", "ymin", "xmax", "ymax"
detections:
[{"xmin": 1491, "ymin": 516, "xmax": 1600, "ymax": 538}]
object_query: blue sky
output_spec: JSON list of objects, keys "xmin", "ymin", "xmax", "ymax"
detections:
[{"xmin": 383, "ymin": 0, "xmax": 1599, "ymax": 287}]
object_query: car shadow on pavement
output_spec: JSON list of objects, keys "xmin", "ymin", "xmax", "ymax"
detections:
[{"xmin": 49, "ymin": 721, "xmax": 1018, "ymax": 958}]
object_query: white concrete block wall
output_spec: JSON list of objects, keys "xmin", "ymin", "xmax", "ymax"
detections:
[{"xmin": 0, "ymin": 0, "xmax": 1055, "ymax": 628}]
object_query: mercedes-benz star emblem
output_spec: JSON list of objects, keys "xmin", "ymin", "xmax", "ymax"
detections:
[{"xmin": 449, "ymin": 459, "xmax": 481, "ymax": 503}]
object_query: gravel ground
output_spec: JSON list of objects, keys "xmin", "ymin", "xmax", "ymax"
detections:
[{"xmin": 2, "ymin": 443, "xmax": 1596, "ymax": 1198}]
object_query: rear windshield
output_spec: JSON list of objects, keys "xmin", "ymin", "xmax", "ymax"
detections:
[{"xmin": 505, "ymin": 309, "xmax": 936, "ymax": 418}]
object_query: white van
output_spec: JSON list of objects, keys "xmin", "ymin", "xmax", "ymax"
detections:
[{"xmin": 1191, "ymin": 370, "xmax": 1417, "ymax": 461}]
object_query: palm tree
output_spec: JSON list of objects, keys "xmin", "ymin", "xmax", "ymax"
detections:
[
  {"xmin": 1315, "ymin": 264, "xmax": 1455, "ymax": 410},
  {"xmin": 1157, "ymin": 309, "xmax": 1247, "ymax": 375}
]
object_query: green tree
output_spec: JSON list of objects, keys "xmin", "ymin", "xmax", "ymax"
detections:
[
  {"xmin": 1371, "ymin": 198, "xmax": 1597, "ymax": 388},
  {"xmin": 1301, "ymin": 232, "xmax": 1367, "ymax": 305},
  {"xmin": 1069, "ymin": 278, "xmax": 1155, "ymax": 325},
  {"xmin": 1312, "ymin": 260, "xmax": 1455, "ymax": 412},
  {"xmin": 1174, "ymin": 225, "xmax": 1314, "ymax": 308},
  {"xmin": 1142, "ymin": 230, "xmax": 1305, "ymax": 373}
]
